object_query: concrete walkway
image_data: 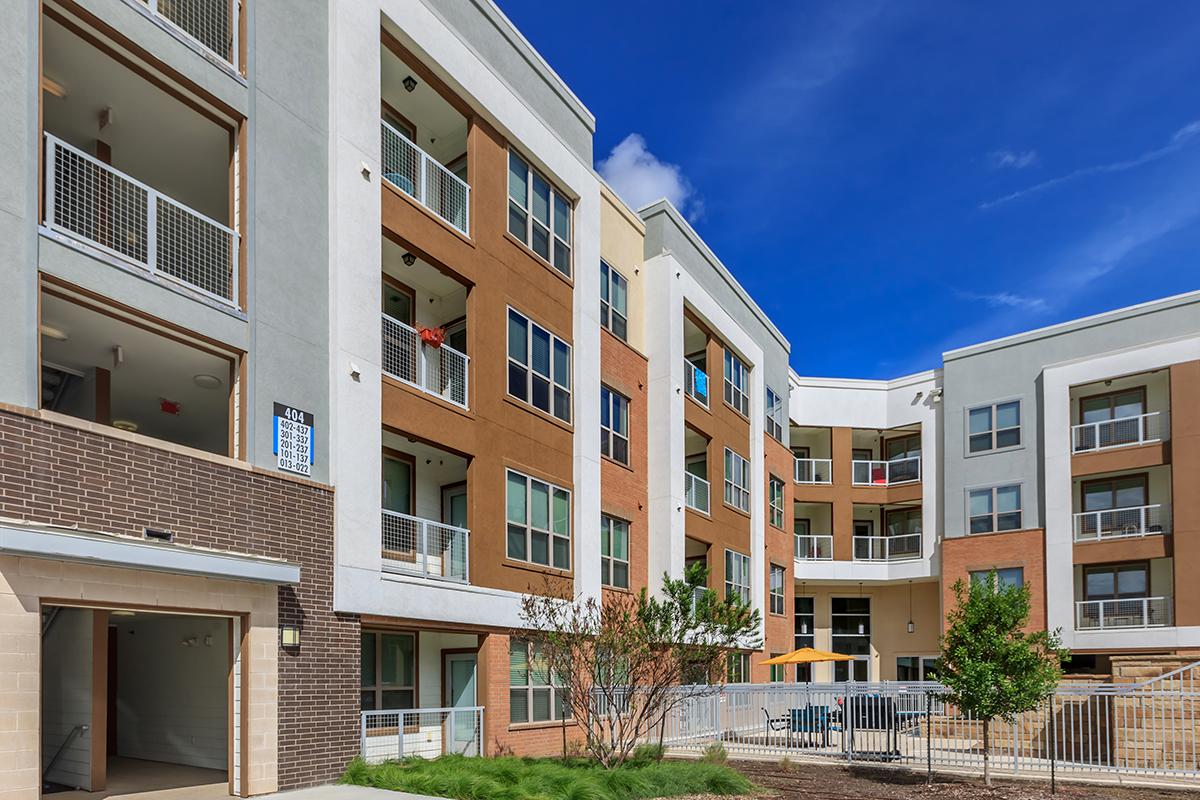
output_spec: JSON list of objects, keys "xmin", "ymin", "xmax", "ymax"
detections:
[{"xmin": 268, "ymin": 785, "xmax": 443, "ymax": 800}]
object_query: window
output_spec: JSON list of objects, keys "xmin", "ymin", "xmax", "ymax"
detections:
[
  {"xmin": 769, "ymin": 659, "xmax": 786, "ymax": 682},
  {"xmin": 794, "ymin": 596, "xmax": 815, "ymax": 682},
  {"xmin": 1080, "ymin": 389, "xmax": 1145, "ymax": 424},
  {"xmin": 969, "ymin": 567, "xmax": 1025, "ymax": 591},
  {"xmin": 832, "ymin": 597, "xmax": 871, "ymax": 682},
  {"xmin": 724, "ymin": 549, "xmax": 751, "ymax": 603},
  {"xmin": 765, "ymin": 387, "xmax": 784, "ymax": 442},
  {"xmin": 508, "ymin": 151, "xmax": 571, "ymax": 276},
  {"xmin": 600, "ymin": 261, "xmax": 628, "ymax": 341},
  {"xmin": 600, "ymin": 386, "xmax": 630, "ymax": 465},
  {"xmin": 1082, "ymin": 475, "xmax": 1147, "ymax": 512},
  {"xmin": 506, "ymin": 469, "xmax": 571, "ymax": 570},
  {"xmin": 969, "ymin": 485, "xmax": 1022, "ymax": 533},
  {"xmin": 723, "ymin": 349, "xmax": 749, "ymax": 416},
  {"xmin": 507, "ymin": 308, "xmax": 571, "ymax": 422},
  {"xmin": 600, "ymin": 515, "xmax": 630, "ymax": 589},
  {"xmin": 768, "ymin": 475, "xmax": 785, "ymax": 528},
  {"xmin": 1084, "ymin": 564, "xmax": 1149, "ymax": 600},
  {"xmin": 509, "ymin": 640, "xmax": 569, "ymax": 723},
  {"xmin": 724, "ymin": 448, "xmax": 750, "ymax": 512},
  {"xmin": 727, "ymin": 652, "xmax": 750, "ymax": 683},
  {"xmin": 360, "ymin": 631, "xmax": 415, "ymax": 711},
  {"xmin": 896, "ymin": 656, "xmax": 939, "ymax": 681},
  {"xmin": 968, "ymin": 401, "xmax": 1021, "ymax": 453},
  {"xmin": 769, "ymin": 563, "xmax": 786, "ymax": 615}
]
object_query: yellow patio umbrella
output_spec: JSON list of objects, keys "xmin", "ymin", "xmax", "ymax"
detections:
[{"xmin": 760, "ymin": 647, "xmax": 855, "ymax": 665}]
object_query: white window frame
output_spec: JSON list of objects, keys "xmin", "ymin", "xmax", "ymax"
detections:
[
  {"xmin": 508, "ymin": 150, "xmax": 572, "ymax": 277},
  {"xmin": 600, "ymin": 260, "xmax": 628, "ymax": 341},
  {"xmin": 768, "ymin": 474, "xmax": 785, "ymax": 528},
  {"xmin": 966, "ymin": 399, "xmax": 1022, "ymax": 455},
  {"xmin": 509, "ymin": 640, "xmax": 569, "ymax": 723},
  {"xmin": 769, "ymin": 563, "xmax": 786, "ymax": 615},
  {"xmin": 766, "ymin": 387, "xmax": 784, "ymax": 442},
  {"xmin": 600, "ymin": 385, "xmax": 630, "ymax": 465},
  {"xmin": 967, "ymin": 484, "xmax": 1023, "ymax": 534},
  {"xmin": 506, "ymin": 469, "xmax": 571, "ymax": 570},
  {"xmin": 969, "ymin": 566, "xmax": 1025, "ymax": 591},
  {"xmin": 507, "ymin": 306, "xmax": 571, "ymax": 423},
  {"xmin": 723, "ymin": 448, "xmax": 750, "ymax": 513},
  {"xmin": 723, "ymin": 348, "xmax": 750, "ymax": 417},
  {"xmin": 600, "ymin": 514, "xmax": 630, "ymax": 589},
  {"xmin": 724, "ymin": 549, "xmax": 751, "ymax": 604}
]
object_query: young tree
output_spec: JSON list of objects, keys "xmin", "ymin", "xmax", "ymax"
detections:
[
  {"xmin": 517, "ymin": 562, "xmax": 760, "ymax": 768},
  {"xmin": 937, "ymin": 570, "xmax": 1068, "ymax": 786}
]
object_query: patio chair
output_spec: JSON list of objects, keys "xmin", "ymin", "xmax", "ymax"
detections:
[{"xmin": 790, "ymin": 705, "xmax": 830, "ymax": 747}]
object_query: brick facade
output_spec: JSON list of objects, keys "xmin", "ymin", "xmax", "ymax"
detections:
[
  {"xmin": 940, "ymin": 528, "xmax": 1047, "ymax": 632},
  {"xmin": 0, "ymin": 407, "xmax": 358, "ymax": 790}
]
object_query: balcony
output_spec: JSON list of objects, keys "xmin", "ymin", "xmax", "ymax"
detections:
[
  {"xmin": 1075, "ymin": 597, "xmax": 1172, "ymax": 630},
  {"xmin": 853, "ymin": 533, "xmax": 921, "ymax": 562},
  {"xmin": 684, "ymin": 358, "xmax": 709, "ymax": 407},
  {"xmin": 1073, "ymin": 504, "xmax": 1171, "ymax": 542},
  {"xmin": 381, "ymin": 510, "xmax": 469, "ymax": 583},
  {"xmin": 1071, "ymin": 411, "xmax": 1169, "ymax": 453},
  {"xmin": 141, "ymin": 0, "xmax": 238, "ymax": 68},
  {"xmin": 684, "ymin": 471, "xmax": 710, "ymax": 514},
  {"xmin": 381, "ymin": 120, "xmax": 470, "ymax": 236},
  {"xmin": 794, "ymin": 457, "xmax": 832, "ymax": 485},
  {"xmin": 381, "ymin": 315, "xmax": 469, "ymax": 408},
  {"xmin": 852, "ymin": 456, "xmax": 920, "ymax": 486},
  {"xmin": 795, "ymin": 534, "xmax": 833, "ymax": 561}
]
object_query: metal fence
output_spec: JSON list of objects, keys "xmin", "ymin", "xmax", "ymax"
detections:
[
  {"xmin": 795, "ymin": 534, "xmax": 833, "ymax": 561},
  {"xmin": 658, "ymin": 668, "xmax": 1200, "ymax": 783},
  {"xmin": 381, "ymin": 314, "xmax": 469, "ymax": 408},
  {"xmin": 361, "ymin": 707, "xmax": 483, "ymax": 762},
  {"xmin": 684, "ymin": 359, "xmax": 709, "ymax": 407},
  {"xmin": 851, "ymin": 456, "xmax": 920, "ymax": 485},
  {"xmin": 381, "ymin": 510, "xmax": 469, "ymax": 583},
  {"xmin": 143, "ymin": 0, "xmax": 235, "ymax": 66},
  {"xmin": 1075, "ymin": 596, "xmax": 1172, "ymax": 630},
  {"xmin": 684, "ymin": 471, "xmax": 710, "ymax": 514},
  {"xmin": 381, "ymin": 120, "xmax": 470, "ymax": 235},
  {"xmin": 1073, "ymin": 503, "xmax": 1170, "ymax": 541},
  {"xmin": 44, "ymin": 133, "xmax": 239, "ymax": 306},
  {"xmin": 852, "ymin": 533, "xmax": 921, "ymax": 562},
  {"xmin": 794, "ymin": 458, "xmax": 832, "ymax": 484},
  {"xmin": 1071, "ymin": 411, "xmax": 1168, "ymax": 452}
]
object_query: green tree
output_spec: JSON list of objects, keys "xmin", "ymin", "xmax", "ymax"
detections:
[{"xmin": 937, "ymin": 570, "xmax": 1068, "ymax": 786}]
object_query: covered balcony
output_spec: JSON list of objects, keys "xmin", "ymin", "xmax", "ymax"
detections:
[
  {"xmin": 1072, "ymin": 466, "xmax": 1172, "ymax": 542},
  {"xmin": 381, "ymin": 431, "xmax": 470, "ymax": 583},
  {"xmin": 1074, "ymin": 560, "xmax": 1173, "ymax": 630},
  {"xmin": 683, "ymin": 316, "xmax": 710, "ymax": 408},
  {"xmin": 850, "ymin": 426, "xmax": 921, "ymax": 486},
  {"xmin": 381, "ymin": 32, "xmax": 470, "ymax": 235},
  {"xmin": 41, "ymin": 14, "xmax": 239, "ymax": 306},
  {"xmin": 791, "ymin": 425, "xmax": 832, "ymax": 484},
  {"xmin": 380, "ymin": 238, "xmax": 470, "ymax": 408},
  {"xmin": 793, "ymin": 502, "xmax": 832, "ymax": 560},
  {"xmin": 1069, "ymin": 370, "xmax": 1170, "ymax": 453},
  {"xmin": 683, "ymin": 427, "xmax": 710, "ymax": 514},
  {"xmin": 852, "ymin": 503, "xmax": 922, "ymax": 562}
]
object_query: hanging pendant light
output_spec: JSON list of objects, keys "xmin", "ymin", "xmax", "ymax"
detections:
[{"xmin": 907, "ymin": 580, "xmax": 915, "ymax": 634}]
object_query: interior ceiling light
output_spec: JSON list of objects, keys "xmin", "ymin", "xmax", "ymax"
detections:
[
  {"xmin": 39, "ymin": 323, "xmax": 68, "ymax": 341},
  {"xmin": 402, "ymin": 75, "xmax": 418, "ymax": 92},
  {"xmin": 112, "ymin": 420, "xmax": 138, "ymax": 432},
  {"xmin": 193, "ymin": 373, "xmax": 222, "ymax": 389}
]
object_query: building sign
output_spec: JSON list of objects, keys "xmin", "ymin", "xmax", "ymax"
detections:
[{"xmin": 273, "ymin": 403, "xmax": 314, "ymax": 476}]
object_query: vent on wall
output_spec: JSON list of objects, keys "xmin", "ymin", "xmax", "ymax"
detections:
[{"xmin": 144, "ymin": 528, "xmax": 173, "ymax": 542}]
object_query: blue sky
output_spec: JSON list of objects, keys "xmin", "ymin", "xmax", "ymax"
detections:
[{"xmin": 498, "ymin": 1, "xmax": 1200, "ymax": 378}]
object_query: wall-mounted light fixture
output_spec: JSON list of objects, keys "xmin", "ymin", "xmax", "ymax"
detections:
[
  {"xmin": 281, "ymin": 625, "xmax": 301, "ymax": 648},
  {"xmin": 402, "ymin": 75, "xmax": 418, "ymax": 92},
  {"xmin": 402, "ymin": 252, "xmax": 416, "ymax": 267}
]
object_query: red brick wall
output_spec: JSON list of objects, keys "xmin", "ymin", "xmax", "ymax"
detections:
[
  {"xmin": 941, "ymin": 528, "xmax": 1047, "ymax": 632},
  {"xmin": 478, "ymin": 632, "xmax": 583, "ymax": 757},
  {"xmin": 755, "ymin": 435, "xmax": 795, "ymax": 682},
  {"xmin": 0, "ymin": 407, "xmax": 358, "ymax": 789},
  {"xmin": 600, "ymin": 330, "xmax": 650, "ymax": 595}
]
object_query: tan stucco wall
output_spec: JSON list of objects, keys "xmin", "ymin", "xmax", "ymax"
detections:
[
  {"xmin": 600, "ymin": 182, "xmax": 647, "ymax": 352},
  {"xmin": 0, "ymin": 556, "xmax": 279, "ymax": 799}
]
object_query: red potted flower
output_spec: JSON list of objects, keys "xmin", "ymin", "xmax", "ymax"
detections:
[{"xmin": 418, "ymin": 325, "xmax": 446, "ymax": 348}]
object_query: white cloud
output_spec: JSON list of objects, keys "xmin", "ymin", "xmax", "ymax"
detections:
[
  {"xmin": 989, "ymin": 149, "xmax": 1038, "ymax": 169},
  {"xmin": 959, "ymin": 290, "xmax": 1048, "ymax": 311},
  {"xmin": 597, "ymin": 134, "xmax": 701, "ymax": 220},
  {"xmin": 981, "ymin": 119, "xmax": 1200, "ymax": 209}
]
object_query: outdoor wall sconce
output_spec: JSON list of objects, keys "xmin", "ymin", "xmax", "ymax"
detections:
[
  {"xmin": 402, "ymin": 252, "xmax": 416, "ymax": 266},
  {"xmin": 403, "ymin": 75, "xmax": 418, "ymax": 92},
  {"xmin": 281, "ymin": 625, "xmax": 301, "ymax": 647}
]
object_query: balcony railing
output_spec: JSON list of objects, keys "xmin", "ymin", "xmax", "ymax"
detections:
[
  {"xmin": 1075, "ymin": 597, "xmax": 1172, "ymax": 630},
  {"xmin": 1071, "ymin": 411, "xmax": 1168, "ymax": 453},
  {"xmin": 381, "ymin": 510, "xmax": 469, "ymax": 583},
  {"xmin": 851, "ymin": 456, "xmax": 920, "ymax": 486},
  {"xmin": 794, "ymin": 458, "xmax": 832, "ymax": 484},
  {"xmin": 795, "ymin": 534, "xmax": 833, "ymax": 561},
  {"xmin": 142, "ymin": 0, "xmax": 237, "ymax": 67},
  {"xmin": 381, "ymin": 314, "xmax": 469, "ymax": 408},
  {"xmin": 684, "ymin": 360, "xmax": 709, "ymax": 407},
  {"xmin": 44, "ymin": 133, "xmax": 239, "ymax": 306},
  {"xmin": 381, "ymin": 120, "xmax": 470, "ymax": 235},
  {"xmin": 684, "ymin": 471, "xmax": 710, "ymax": 514},
  {"xmin": 853, "ymin": 533, "xmax": 922, "ymax": 562},
  {"xmin": 361, "ymin": 706, "xmax": 483, "ymax": 762},
  {"xmin": 1073, "ymin": 504, "xmax": 1171, "ymax": 542}
]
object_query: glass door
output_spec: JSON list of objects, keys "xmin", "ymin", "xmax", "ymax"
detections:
[
  {"xmin": 442, "ymin": 483, "xmax": 468, "ymax": 580},
  {"xmin": 443, "ymin": 653, "xmax": 478, "ymax": 756}
]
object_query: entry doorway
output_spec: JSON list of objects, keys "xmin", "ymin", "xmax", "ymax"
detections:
[{"xmin": 443, "ymin": 652, "xmax": 478, "ymax": 756}]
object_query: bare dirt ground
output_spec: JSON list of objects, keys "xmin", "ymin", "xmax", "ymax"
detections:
[{"xmin": 715, "ymin": 760, "xmax": 1200, "ymax": 800}]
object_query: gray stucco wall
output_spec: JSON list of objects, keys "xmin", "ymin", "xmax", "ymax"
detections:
[
  {"xmin": 640, "ymin": 201, "xmax": 792, "ymax": 446},
  {"xmin": 941, "ymin": 293, "xmax": 1200, "ymax": 538}
]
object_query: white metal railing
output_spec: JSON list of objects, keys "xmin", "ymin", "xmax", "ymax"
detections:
[
  {"xmin": 381, "ymin": 314, "xmax": 469, "ymax": 408},
  {"xmin": 684, "ymin": 472, "xmax": 710, "ymax": 514},
  {"xmin": 44, "ymin": 133, "xmax": 239, "ymax": 306},
  {"xmin": 684, "ymin": 359, "xmax": 709, "ymax": 407},
  {"xmin": 793, "ymin": 458, "xmax": 832, "ymax": 484},
  {"xmin": 851, "ymin": 456, "xmax": 920, "ymax": 486},
  {"xmin": 1076, "ymin": 597, "xmax": 1172, "ymax": 630},
  {"xmin": 1073, "ymin": 504, "xmax": 1171, "ymax": 542},
  {"xmin": 1072, "ymin": 411, "xmax": 1168, "ymax": 453},
  {"xmin": 853, "ymin": 533, "xmax": 922, "ymax": 562},
  {"xmin": 142, "ymin": 0, "xmax": 237, "ymax": 67},
  {"xmin": 381, "ymin": 510, "xmax": 469, "ymax": 583},
  {"xmin": 381, "ymin": 120, "xmax": 470, "ymax": 235},
  {"xmin": 361, "ymin": 707, "xmax": 483, "ymax": 762},
  {"xmin": 795, "ymin": 534, "xmax": 833, "ymax": 561}
]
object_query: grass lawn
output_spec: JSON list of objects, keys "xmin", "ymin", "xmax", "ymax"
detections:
[{"xmin": 341, "ymin": 752, "xmax": 753, "ymax": 800}]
